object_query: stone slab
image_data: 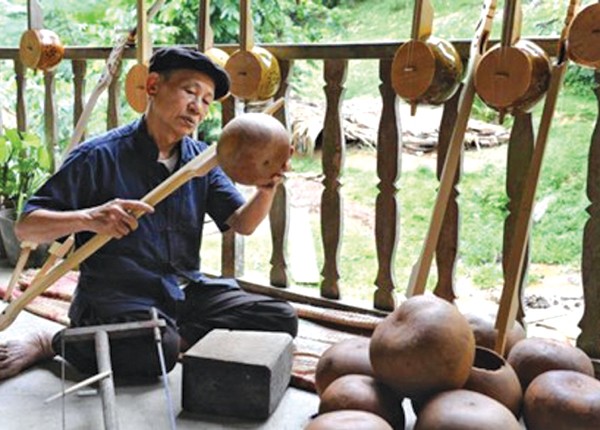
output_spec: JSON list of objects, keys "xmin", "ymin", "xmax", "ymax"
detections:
[{"xmin": 182, "ymin": 329, "xmax": 293, "ymax": 420}]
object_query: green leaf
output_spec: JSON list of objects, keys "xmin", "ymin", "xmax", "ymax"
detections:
[
  {"xmin": 37, "ymin": 146, "xmax": 52, "ymax": 171},
  {"xmin": 0, "ymin": 136, "xmax": 9, "ymax": 164}
]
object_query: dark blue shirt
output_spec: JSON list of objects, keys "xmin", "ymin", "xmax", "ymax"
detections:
[{"xmin": 24, "ymin": 119, "xmax": 245, "ymax": 319}]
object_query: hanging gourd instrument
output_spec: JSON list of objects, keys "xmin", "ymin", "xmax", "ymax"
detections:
[
  {"xmin": 474, "ymin": 0, "xmax": 551, "ymax": 123},
  {"xmin": 198, "ymin": 0, "xmax": 230, "ymax": 74},
  {"xmin": 494, "ymin": 0, "xmax": 581, "ymax": 356},
  {"xmin": 566, "ymin": 0, "xmax": 600, "ymax": 70},
  {"xmin": 406, "ymin": 0, "xmax": 498, "ymax": 297},
  {"xmin": 225, "ymin": 0, "xmax": 281, "ymax": 101},
  {"xmin": 125, "ymin": 0, "xmax": 153, "ymax": 114},
  {"xmin": 391, "ymin": 0, "xmax": 463, "ymax": 115}
]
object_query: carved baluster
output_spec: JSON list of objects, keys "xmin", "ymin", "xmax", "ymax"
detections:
[
  {"xmin": 434, "ymin": 87, "xmax": 462, "ymax": 302},
  {"xmin": 107, "ymin": 61, "xmax": 121, "ymax": 130},
  {"xmin": 72, "ymin": 59, "xmax": 87, "ymax": 143},
  {"xmin": 220, "ymin": 95, "xmax": 245, "ymax": 278},
  {"xmin": 270, "ymin": 59, "xmax": 293, "ymax": 287},
  {"xmin": 14, "ymin": 59, "xmax": 27, "ymax": 133},
  {"xmin": 320, "ymin": 59, "xmax": 347, "ymax": 300},
  {"xmin": 43, "ymin": 70, "xmax": 58, "ymax": 172},
  {"xmin": 374, "ymin": 58, "xmax": 401, "ymax": 310},
  {"xmin": 503, "ymin": 112, "xmax": 534, "ymax": 324},
  {"xmin": 578, "ymin": 71, "xmax": 600, "ymax": 375}
]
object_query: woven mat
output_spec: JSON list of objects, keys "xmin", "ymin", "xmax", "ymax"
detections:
[{"xmin": 1, "ymin": 269, "xmax": 383, "ymax": 392}]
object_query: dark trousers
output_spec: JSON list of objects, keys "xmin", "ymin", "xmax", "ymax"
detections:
[{"xmin": 52, "ymin": 279, "xmax": 298, "ymax": 379}]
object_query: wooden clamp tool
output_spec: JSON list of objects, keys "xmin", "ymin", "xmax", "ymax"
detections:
[
  {"xmin": 406, "ymin": 0, "xmax": 498, "ymax": 297},
  {"xmin": 50, "ymin": 316, "xmax": 167, "ymax": 430},
  {"xmin": 0, "ymin": 98, "xmax": 285, "ymax": 331},
  {"xmin": 391, "ymin": 0, "xmax": 463, "ymax": 115},
  {"xmin": 125, "ymin": 0, "xmax": 153, "ymax": 114},
  {"xmin": 494, "ymin": 0, "xmax": 581, "ymax": 356}
]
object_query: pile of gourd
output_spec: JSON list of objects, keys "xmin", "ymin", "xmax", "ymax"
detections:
[{"xmin": 304, "ymin": 295, "xmax": 599, "ymax": 430}]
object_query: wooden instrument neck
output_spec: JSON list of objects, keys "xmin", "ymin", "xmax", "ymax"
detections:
[
  {"xmin": 500, "ymin": 0, "xmax": 522, "ymax": 47},
  {"xmin": 411, "ymin": 0, "xmax": 434, "ymax": 41},
  {"xmin": 27, "ymin": 0, "xmax": 43, "ymax": 30},
  {"xmin": 557, "ymin": 0, "xmax": 580, "ymax": 61},
  {"xmin": 198, "ymin": 0, "xmax": 214, "ymax": 52},
  {"xmin": 471, "ymin": 0, "xmax": 497, "ymax": 59},
  {"xmin": 240, "ymin": 0, "xmax": 254, "ymax": 51},
  {"xmin": 136, "ymin": 0, "xmax": 151, "ymax": 65}
]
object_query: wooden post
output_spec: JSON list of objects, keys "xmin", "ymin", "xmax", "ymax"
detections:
[
  {"xmin": 578, "ymin": 70, "xmax": 600, "ymax": 376},
  {"xmin": 95, "ymin": 330, "xmax": 119, "ymax": 430},
  {"xmin": 433, "ymin": 88, "xmax": 462, "ymax": 302},
  {"xmin": 320, "ymin": 59, "xmax": 347, "ymax": 300},
  {"xmin": 269, "ymin": 60, "xmax": 292, "ymax": 288},
  {"xmin": 374, "ymin": 58, "xmax": 401, "ymax": 311}
]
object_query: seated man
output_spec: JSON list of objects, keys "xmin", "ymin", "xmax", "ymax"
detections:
[{"xmin": 0, "ymin": 47, "xmax": 297, "ymax": 380}]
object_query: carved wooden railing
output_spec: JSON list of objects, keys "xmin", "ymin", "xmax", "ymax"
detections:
[{"xmin": 1, "ymin": 38, "xmax": 599, "ymax": 373}]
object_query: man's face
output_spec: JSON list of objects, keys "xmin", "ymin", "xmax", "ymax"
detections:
[{"xmin": 147, "ymin": 69, "xmax": 216, "ymax": 138}]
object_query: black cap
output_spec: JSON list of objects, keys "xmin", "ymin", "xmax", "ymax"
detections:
[{"xmin": 149, "ymin": 47, "xmax": 230, "ymax": 99}]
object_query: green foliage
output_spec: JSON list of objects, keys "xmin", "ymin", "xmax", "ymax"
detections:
[
  {"xmin": 153, "ymin": 0, "xmax": 346, "ymax": 45},
  {"xmin": 0, "ymin": 128, "xmax": 52, "ymax": 213},
  {"xmin": 563, "ymin": 65, "xmax": 597, "ymax": 98}
]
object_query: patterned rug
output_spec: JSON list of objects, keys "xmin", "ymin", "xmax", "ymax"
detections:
[{"xmin": 1, "ymin": 269, "xmax": 383, "ymax": 392}]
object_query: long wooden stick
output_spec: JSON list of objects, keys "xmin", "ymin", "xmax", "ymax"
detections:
[
  {"xmin": 406, "ymin": 0, "xmax": 498, "ymax": 297},
  {"xmin": 3, "ymin": 241, "xmax": 37, "ymax": 301},
  {"xmin": 411, "ymin": 0, "xmax": 434, "ymax": 41},
  {"xmin": 26, "ymin": 235, "xmax": 75, "ymax": 290},
  {"xmin": 44, "ymin": 370, "xmax": 112, "ymax": 404},
  {"xmin": 0, "ymin": 99, "xmax": 285, "ymax": 331},
  {"xmin": 494, "ymin": 0, "xmax": 580, "ymax": 356}
]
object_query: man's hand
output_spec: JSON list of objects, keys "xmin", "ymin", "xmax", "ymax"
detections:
[
  {"xmin": 83, "ymin": 199, "xmax": 154, "ymax": 239},
  {"xmin": 255, "ymin": 148, "xmax": 293, "ymax": 191}
]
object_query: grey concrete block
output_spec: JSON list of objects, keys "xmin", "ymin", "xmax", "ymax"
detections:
[{"xmin": 182, "ymin": 329, "xmax": 294, "ymax": 420}]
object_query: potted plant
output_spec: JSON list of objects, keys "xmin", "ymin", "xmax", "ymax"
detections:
[{"xmin": 0, "ymin": 127, "xmax": 52, "ymax": 266}]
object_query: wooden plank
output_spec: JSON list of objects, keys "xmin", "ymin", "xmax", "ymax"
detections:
[{"xmin": 0, "ymin": 37, "xmax": 563, "ymax": 61}]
